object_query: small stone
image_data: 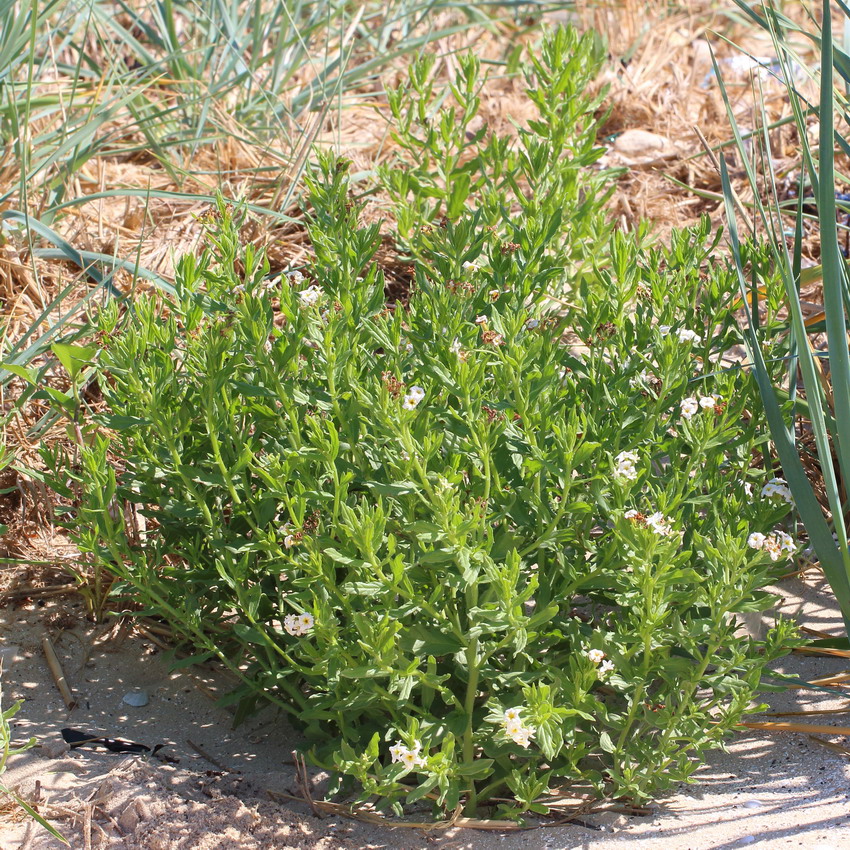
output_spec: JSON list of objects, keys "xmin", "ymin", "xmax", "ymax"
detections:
[
  {"xmin": 40, "ymin": 738, "xmax": 70, "ymax": 759},
  {"xmin": 122, "ymin": 690, "xmax": 149, "ymax": 707},
  {"xmin": 613, "ymin": 129, "xmax": 674, "ymax": 159},
  {"xmin": 739, "ymin": 837, "xmax": 756, "ymax": 845},
  {"xmin": 742, "ymin": 799, "xmax": 763, "ymax": 809},
  {"xmin": 117, "ymin": 801, "xmax": 141, "ymax": 832}
]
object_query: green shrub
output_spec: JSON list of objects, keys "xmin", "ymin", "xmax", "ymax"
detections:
[{"xmin": 48, "ymin": 28, "xmax": 798, "ymax": 819}]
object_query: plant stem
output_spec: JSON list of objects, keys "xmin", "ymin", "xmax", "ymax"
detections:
[{"xmin": 462, "ymin": 582, "xmax": 480, "ymax": 815}]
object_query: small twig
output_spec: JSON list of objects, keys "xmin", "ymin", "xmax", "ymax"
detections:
[
  {"xmin": 294, "ymin": 751, "xmax": 319, "ymax": 817},
  {"xmin": 265, "ymin": 790, "xmax": 529, "ymax": 830},
  {"xmin": 186, "ymin": 739, "xmax": 233, "ymax": 773},
  {"xmin": 741, "ymin": 720, "xmax": 850, "ymax": 735},
  {"xmin": 134, "ymin": 625, "xmax": 170, "ymax": 652},
  {"xmin": 0, "ymin": 584, "xmax": 79, "ymax": 602},
  {"xmin": 42, "ymin": 634, "xmax": 77, "ymax": 710},
  {"xmin": 764, "ymin": 705, "xmax": 850, "ymax": 717},
  {"xmin": 793, "ymin": 646, "xmax": 850, "ymax": 658},
  {"xmin": 808, "ymin": 735, "xmax": 850, "ymax": 756}
]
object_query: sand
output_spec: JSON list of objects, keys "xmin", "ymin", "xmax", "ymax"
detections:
[{"xmin": 2, "ymin": 572, "xmax": 850, "ymax": 850}]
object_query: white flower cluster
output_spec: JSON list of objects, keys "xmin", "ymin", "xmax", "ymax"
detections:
[
  {"xmin": 283, "ymin": 612, "xmax": 314, "ymax": 636},
  {"xmin": 613, "ymin": 451, "xmax": 639, "ymax": 481},
  {"xmin": 625, "ymin": 510, "xmax": 675, "ymax": 536},
  {"xmin": 677, "ymin": 328, "xmax": 702, "ymax": 344},
  {"xmin": 389, "ymin": 740, "xmax": 427, "ymax": 770},
  {"xmin": 748, "ymin": 530, "xmax": 796, "ymax": 561},
  {"xmin": 646, "ymin": 511, "xmax": 674, "ymax": 536},
  {"xmin": 402, "ymin": 385, "xmax": 425, "ymax": 410},
  {"xmin": 525, "ymin": 318, "xmax": 540, "ymax": 330},
  {"xmin": 501, "ymin": 707, "xmax": 535, "ymax": 749},
  {"xmin": 761, "ymin": 477, "xmax": 794, "ymax": 506},
  {"xmin": 680, "ymin": 395, "xmax": 716, "ymax": 420},
  {"xmin": 298, "ymin": 284, "xmax": 323, "ymax": 307},
  {"xmin": 585, "ymin": 648, "xmax": 615, "ymax": 678}
]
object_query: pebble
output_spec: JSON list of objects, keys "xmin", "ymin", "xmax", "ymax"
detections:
[
  {"xmin": 613, "ymin": 129, "xmax": 673, "ymax": 159},
  {"xmin": 40, "ymin": 738, "xmax": 70, "ymax": 759},
  {"xmin": 739, "ymin": 837, "xmax": 756, "ymax": 845},
  {"xmin": 122, "ymin": 689, "xmax": 149, "ymax": 707},
  {"xmin": 742, "ymin": 800, "xmax": 763, "ymax": 809}
]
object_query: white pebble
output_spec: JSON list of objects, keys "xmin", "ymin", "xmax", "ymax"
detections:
[{"xmin": 122, "ymin": 690, "xmax": 149, "ymax": 707}]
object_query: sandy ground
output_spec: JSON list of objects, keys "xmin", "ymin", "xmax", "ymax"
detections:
[{"xmin": 2, "ymin": 574, "xmax": 850, "ymax": 850}]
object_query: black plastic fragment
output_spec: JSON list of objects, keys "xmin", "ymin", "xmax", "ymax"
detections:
[{"xmin": 61, "ymin": 727, "xmax": 151, "ymax": 754}]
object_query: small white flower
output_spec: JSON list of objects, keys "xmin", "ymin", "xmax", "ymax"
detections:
[
  {"xmin": 402, "ymin": 386, "xmax": 425, "ymax": 410},
  {"xmin": 390, "ymin": 740, "xmax": 426, "ymax": 769},
  {"xmin": 598, "ymin": 659, "xmax": 615, "ymax": 678},
  {"xmin": 586, "ymin": 648, "xmax": 605, "ymax": 665},
  {"xmin": 401, "ymin": 749, "xmax": 426, "ymax": 769},
  {"xmin": 680, "ymin": 397, "xmax": 699, "ymax": 419},
  {"xmin": 509, "ymin": 725, "xmax": 535, "ymax": 748},
  {"xmin": 775, "ymin": 531, "xmax": 795, "ymax": 553},
  {"xmin": 613, "ymin": 451, "xmax": 639, "ymax": 481},
  {"xmin": 744, "ymin": 482, "xmax": 753, "ymax": 497},
  {"xmin": 283, "ymin": 612, "xmax": 313, "ymax": 636},
  {"xmin": 645, "ymin": 512, "xmax": 673, "ymax": 537},
  {"xmin": 624, "ymin": 509, "xmax": 640, "ymax": 520},
  {"xmin": 503, "ymin": 707, "xmax": 522, "ymax": 724},
  {"xmin": 747, "ymin": 532, "xmax": 767, "ymax": 549},
  {"xmin": 525, "ymin": 319, "xmax": 540, "ymax": 330},
  {"xmin": 474, "ymin": 315, "xmax": 487, "ymax": 324},
  {"xmin": 284, "ymin": 534, "xmax": 297, "ymax": 549},
  {"xmin": 699, "ymin": 396, "xmax": 716, "ymax": 409},
  {"xmin": 449, "ymin": 338, "xmax": 462, "ymax": 355},
  {"xmin": 505, "ymin": 717, "xmax": 524, "ymax": 736},
  {"xmin": 761, "ymin": 477, "xmax": 794, "ymax": 506},
  {"xmin": 677, "ymin": 328, "xmax": 702, "ymax": 344},
  {"xmin": 287, "ymin": 269, "xmax": 305, "ymax": 285},
  {"xmin": 298, "ymin": 284, "xmax": 323, "ymax": 307}
]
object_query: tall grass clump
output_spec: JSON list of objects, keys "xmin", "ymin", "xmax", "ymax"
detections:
[
  {"xmin": 41, "ymin": 27, "xmax": 798, "ymax": 819},
  {"xmin": 716, "ymin": 0, "xmax": 850, "ymax": 636}
]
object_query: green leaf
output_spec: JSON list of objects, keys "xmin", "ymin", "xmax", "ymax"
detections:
[
  {"xmin": 399, "ymin": 624, "xmax": 463, "ymax": 656},
  {"xmin": 52, "ymin": 343, "xmax": 97, "ymax": 383},
  {"xmin": 0, "ymin": 363, "xmax": 38, "ymax": 385},
  {"xmin": 4, "ymin": 792, "xmax": 68, "ymax": 844}
]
